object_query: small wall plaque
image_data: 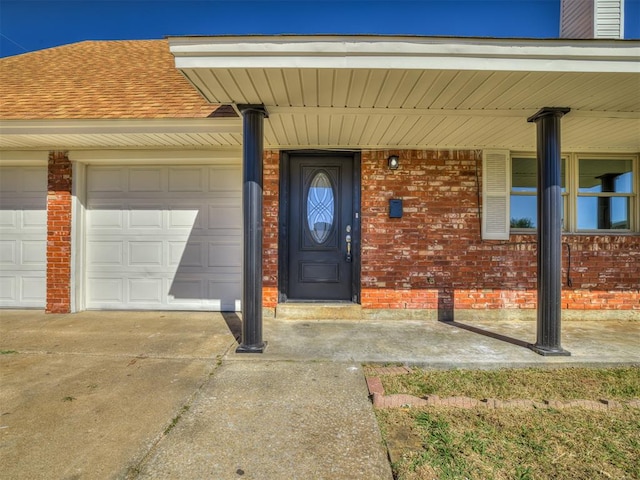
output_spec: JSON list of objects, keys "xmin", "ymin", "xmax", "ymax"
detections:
[{"xmin": 389, "ymin": 199, "xmax": 403, "ymax": 218}]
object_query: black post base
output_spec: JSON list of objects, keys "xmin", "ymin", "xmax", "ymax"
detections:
[
  {"xmin": 236, "ymin": 341, "xmax": 267, "ymax": 354},
  {"xmin": 528, "ymin": 344, "xmax": 571, "ymax": 356}
]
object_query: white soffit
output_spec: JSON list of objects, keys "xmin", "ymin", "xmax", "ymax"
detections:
[
  {"xmin": 168, "ymin": 35, "xmax": 640, "ymax": 151},
  {"xmin": 260, "ymin": 111, "xmax": 640, "ymax": 152}
]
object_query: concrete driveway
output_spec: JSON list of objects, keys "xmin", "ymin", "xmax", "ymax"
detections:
[
  {"xmin": 0, "ymin": 310, "xmax": 237, "ymax": 479},
  {"xmin": 1, "ymin": 309, "xmax": 638, "ymax": 479},
  {"xmin": 1, "ymin": 310, "xmax": 394, "ymax": 480}
]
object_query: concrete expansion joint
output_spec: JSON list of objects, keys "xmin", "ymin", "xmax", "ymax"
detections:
[
  {"xmin": 365, "ymin": 375, "xmax": 640, "ymax": 412},
  {"xmin": 7, "ymin": 350, "xmax": 216, "ymax": 362},
  {"xmin": 125, "ymin": 355, "xmax": 226, "ymax": 477}
]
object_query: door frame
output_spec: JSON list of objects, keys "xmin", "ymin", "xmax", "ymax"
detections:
[{"xmin": 278, "ymin": 150, "xmax": 361, "ymax": 304}]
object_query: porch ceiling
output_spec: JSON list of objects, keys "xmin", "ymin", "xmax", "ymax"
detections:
[{"xmin": 170, "ymin": 35, "xmax": 640, "ymax": 152}]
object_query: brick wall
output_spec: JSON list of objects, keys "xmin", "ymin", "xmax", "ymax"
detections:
[
  {"xmin": 261, "ymin": 149, "xmax": 639, "ymax": 313},
  {"xmin": 46, "ymin": 151, "xmax": 72, "ymax": 313},
  {"xmin": 360, "ymin": 150, "xmax": 640, "ymax": 312},
  {"xmin": 561, "ymin": 236, "xmax": 640, "ymax": 310}
]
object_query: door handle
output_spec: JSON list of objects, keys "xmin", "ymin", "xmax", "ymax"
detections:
[{"xmin": 345, "ymin": 234, "xmax": 352, "ymax": 262}]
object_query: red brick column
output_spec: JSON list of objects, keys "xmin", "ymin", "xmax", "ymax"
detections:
[
  {"xmin": 46, "ymin": 151, "xmax": 72, "ymax": 313},
  {"xmin": 262, "ymin": 150, "xmax": 280, "ymax": 308}
]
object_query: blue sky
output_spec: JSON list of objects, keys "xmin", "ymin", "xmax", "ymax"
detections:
[{"xmin": 1, "ymin": 0, "xmax": 638, "ymax": 57}]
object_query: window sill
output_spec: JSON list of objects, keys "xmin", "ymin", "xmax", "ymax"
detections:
[{"xmin": 509, "ymin": 230, "xmax": 638, "ymax": 236}]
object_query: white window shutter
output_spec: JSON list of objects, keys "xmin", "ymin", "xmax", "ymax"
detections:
[{"xmin": 482, "ymin": 150, "xmax": 511, "ymax": 240}]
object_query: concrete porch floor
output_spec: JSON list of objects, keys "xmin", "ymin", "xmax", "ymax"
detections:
[
  {"xmin": 0, "ymin": 310, "xmax": 638, "ymax": 479},
  {"xmin": 232, "ymin": 314, "xmax": 640, "ymax": 368}
]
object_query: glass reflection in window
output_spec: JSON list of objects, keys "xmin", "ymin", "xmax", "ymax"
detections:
[
  {"xmin": 577, "ymin": 197, "xmax": 630, "ymax": 230},
  {"xmin": 510, "ymin": 157, "xmax": 566, "ymax": 229},
  {"xmin": 577, "ymin": 159, "xmax": 633, "ymax": 230},
  {"xmin": 579, "ymin": 159, "xmax": 633, "ymax": 193}
]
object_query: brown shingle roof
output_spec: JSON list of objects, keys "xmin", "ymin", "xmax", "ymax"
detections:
[{"xmin": 0, "ymin": 39, "xmax": 232, "ymax": 119}]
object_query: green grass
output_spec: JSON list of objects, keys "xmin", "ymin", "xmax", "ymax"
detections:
[
  {"xmin": 0, "ymin": 350, "xmax": 18, "ymax": 355},
  {"xmin": 378, "ymin": 366, "xmax": 640, "ymax": 401},
  {"xmin": 373, "ymin": 366, "xmax": 640, "ymax": 480},
  {"xmin": 379, "ymin": 407, "xmax": 640, "ymax": 480}
]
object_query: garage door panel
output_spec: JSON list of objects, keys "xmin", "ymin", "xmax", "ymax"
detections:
[
  {"xmin": 170, "ymin": 241, "xmax": 204, "ymax": 267},
  {"xmin": 87, "ymin": 277, "xmax": 124, "ymax": 304},
  {"xmin": 168, "ymin": 276, "xmax": 241, "ymax": 311},
  {"xmin": 1, "ymin": 167, "xmax": 47, "ymax": 193},
  {"xmin": 88, "ymin": 167, "xmax": 126, "ymax": 193},
  {"xmin": 21, "ymin": 276, "xmax": 45, "ymax": 301},
  {"xmin": 0, "ymin": 167, "xmax": 47, "ymax": 308},
  {"xmin": 128, "ymin": 278, "xmax": 163, "ymax": 303},
  {"xmin": 129, "ymin": 168, "xmax": 163, "ymax": 192},
  {"xmin": 210, "ymin": 167, "xmax": 242, "ymax": 191},
  {"xmin": 169, "ymin": 167, "xmax": 206, "ymax": 192},
  {"xmin": 0, "ymin": 277, "xmax": 16, "ymax": 301},
  {"xmin": 168, "ymin": 278, "xmax": 204, "ymax": 301},
  {"xmin": 0, "ymin": 234, "xmax": 47, "ymax": 274},
  {"xmin": 0, "ymin": 240, "xmax": 17, "ymax": 265},
  {"xmin": 168, "ymin": 207, "xmax": 202, "ymax": 230},
  {"xmin": 208, "ymin": 278, "xmax": 242, "ymax": 311},
  {"xmin": 128, "ymin": 242, "xmax": 163, "ymax": 266},
  {"xmin": 86, "ymin": 164, "xmax": 242, "ymax": 311},
  {"xmin": 0, "ymin": 206, "xmax": 46, "ymax": 230},
  {"xmin": 22, "ymin": 209, "xmax": 47, "ymax": 228},
  {"xmin": 0, "ymin": 169, "xmax": 19, "ymax": 192},
  {"xmin": 23, "ymin": 170, "xmax": 48, "ymax": 192},
  {"xmin": 172, "ymin": 267, "xmax": 240, "ymax": 276},
  {"xmin": 0, "ymin": 275, "xmax": 45, "ymax": 307},
  {"xmin": 209, "ymin": 205, "xmax": 242, "ymax": 229},
  {"xmin": 1, "ymin": 237, "xmax": 46, "ymax": 267},
  {"xmin": 88, "ymin": 207, "xmax": 124, "ymax": 229},
  {"xmin": 129, "ymin": 207, "xmax": 163, "ymax": 229},
  {"xmin": 87, "ymin": 241, "xmax": 123, "ymax": 266},
  {"xmin": 208, "ymin": 242, "xmax": 241, "ymax": 267},
  {"xmin": 0, "ymin": 210, "xmax": 17, "ymax": 228},
  {"xmin": 21, "ymin": 240, "xmax": 46, "ymax": 265}
]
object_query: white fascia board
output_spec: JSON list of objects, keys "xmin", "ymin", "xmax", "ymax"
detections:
[
  {"xmin": 0, "ymin": 118, "xmax": 241, "ymax": 136},
  {"xmin": 261, "ymin": 142, "xmax": 640, "ymax": 153},
  {"xmin": 69, "ymin": 148, "xmax": 241, "ymax": 165},
  {"xmin": 170, "ymin": 36, "xmax": 640, "ymax": 73},
  {"xmin": 0, "ymin": 150, "xmax": 48, "ymax": 165},
  {"xmin": 175, "ymin": 55, "xmax": 640, "ymax": 73}
]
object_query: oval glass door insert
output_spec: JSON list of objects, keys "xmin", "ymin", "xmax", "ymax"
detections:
[{"xmin": 307, "ymin": 172, "xmax": 335, "ymax": 244}]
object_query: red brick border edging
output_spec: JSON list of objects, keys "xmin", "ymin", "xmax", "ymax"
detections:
[{"xmin": 365, "ymin": 375, "xmax": 640, "ymax": 411}]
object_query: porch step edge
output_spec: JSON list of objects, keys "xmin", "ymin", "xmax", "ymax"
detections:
[{"xmin": 275, "ymin": 303, "xmax": 363, "ymax": 320}]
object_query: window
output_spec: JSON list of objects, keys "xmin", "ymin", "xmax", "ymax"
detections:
[
  {"xmin": 506, "ymin": 154, "xmax": 636, "ymax": 234},
  {"xmin": 510, "ymin": 157, "xmax": 566, "ymax": 230},
  {"xmin": 482, "ymin": 150, "xmax": 638, "ymax": 239},
  {"xmin": 577, "ymin": 158, "xmax": 633, "ymax": 230}
]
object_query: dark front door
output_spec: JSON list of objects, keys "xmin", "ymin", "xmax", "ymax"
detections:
[{"xmin": 286, "ymin": 154, "xmax": 357, "ymax": 301}]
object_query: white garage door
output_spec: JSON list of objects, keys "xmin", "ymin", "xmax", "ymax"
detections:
[
  {"xmin": 0, "ymin": 166, "xmax": 47, "ymax": 308},
  {"xmin": 86, "ymin": 165, "xmax": 242, "ymax": 311}
]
